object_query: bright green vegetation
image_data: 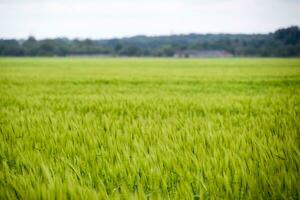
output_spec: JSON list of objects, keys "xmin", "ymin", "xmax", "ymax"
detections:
[{"xmin": 0, "ymin": 58, "xmax": 299, "ymax": 199}]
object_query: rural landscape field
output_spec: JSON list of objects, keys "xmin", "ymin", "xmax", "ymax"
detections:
[{"xmin": 0, "ymin": 58, "xmax": 299, "ymax": 199}]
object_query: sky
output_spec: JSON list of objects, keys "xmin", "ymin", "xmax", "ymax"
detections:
[{"xmin": 0, "ymin": 0, "xmax": 300, "ymax": 39}]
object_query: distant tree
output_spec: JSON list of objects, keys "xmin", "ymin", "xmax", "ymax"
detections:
[
  {"xmin": 0, "ymin": 40, "xmax": 24, "ymax": 56},
  {"xmin": 23, "ymin": 36, "xmax": 39, "ymax": 55},
  {"xmin": 275, "ymin": 26, "xmax": 300, "ymax": 45},
  {"xmin": 119, "ymin": 45, "xmax": 142, "ymax": 56},
  {"xmin": 1, "ymin": 26, "xmax": 300, "ymax": 57},
  {"xmin": 155, "ymin": 45, "xmax": 175, "ymax": 57}
]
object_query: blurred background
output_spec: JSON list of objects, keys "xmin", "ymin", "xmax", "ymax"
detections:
[{"xmin": 0, "ymin": 0, "xmax": 300, "ymax": 57}]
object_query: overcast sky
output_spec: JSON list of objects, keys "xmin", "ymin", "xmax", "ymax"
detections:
[{"xmin": 0, "ymin": 0, "xmax": 299, "ymax": 39}]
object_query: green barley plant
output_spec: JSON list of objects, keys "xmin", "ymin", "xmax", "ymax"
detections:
[{"xmin": 0, "ymin": 58, "xmax": 299, "ymax": 199}]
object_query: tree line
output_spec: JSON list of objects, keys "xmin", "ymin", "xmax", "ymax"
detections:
[{"xmin": 0, "ymin": 26, "xmax": 299, "ymax": 57}]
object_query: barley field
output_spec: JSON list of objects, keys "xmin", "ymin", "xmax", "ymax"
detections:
[{"xmin": 0, "ymin": 58, "xmax": 299, "ymax": 199}]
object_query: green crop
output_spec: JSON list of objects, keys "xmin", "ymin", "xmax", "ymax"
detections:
[{"xmin": 0, "ymin": 58, "xmax": 299, "ymax": 199}]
